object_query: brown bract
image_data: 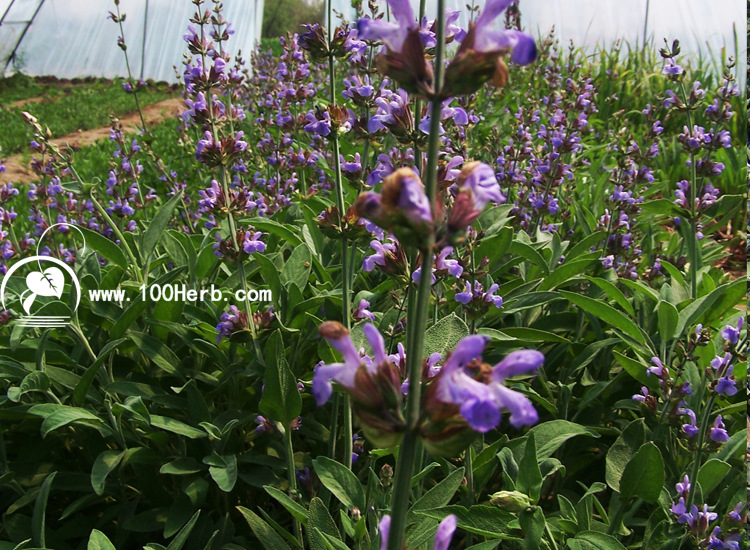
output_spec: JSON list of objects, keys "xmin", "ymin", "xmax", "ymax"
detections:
[
  {"xmin": 375, "ymin": 29, "xmax": 434, "ymax": 97},
  {"xmin": 318, "ymin": 320, "xmax": 350, "ymax": 341},
  {"xmin": 442, "ymin": 24, "xmax": 510, "ymax": 97}
]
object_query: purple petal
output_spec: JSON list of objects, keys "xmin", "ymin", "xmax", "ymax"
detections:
[
  {"xmin": 364, "ymin": 324, "xmax": 387, "ymax": 366},
  {"xmin": 434, "ymin": 514, "xmax": 458, "ymax": 550},
  {"xmin": 492, "ymin": 350, "xmax": 544, "ymax": 381},
  {"xmin": 475, "ymin": 0, "xmax": 514, "ymax": 32},
  {"xmin": 312, "ymin": 363, "xmax": 349, "ymax": 406},
  {"xmin": 442, "ymin": 335, "xmax": 488, "ymax": 373},
  {"xmin": 460, "ymin": 397, "xmax": 501, "ymax": 432},
  {"xmin": 510, "ymin": 31, "xmax": 537, "ymax": 64},
  {"xmin": 493, "ymin": 383, "xmax": 538, "ymax": 427},
  {"xmin": 378, "ymin": 515, "xmax": 391, "ymax": 550}
]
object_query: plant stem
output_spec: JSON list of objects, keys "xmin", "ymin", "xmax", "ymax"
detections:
[
  {"xmin": 328, "ymin": 34, "xmax": 353, "ymax": 468},
  {"xmin": 676, "ymin": 80, "xmax": 699, "ymax": 298},
  {"xmin": 685, "ymin": 394, "xmax": 716, "ymax": 509},
  {"xmin": 217, "ymin": 167, "xmax": 263, "ymax": 364},
  {"xmin": 386, "ymin": 2, "xmax": 445, "ymax": 549},
  {"xmin": 606, "ymin": 496, "xmax": 626, "ymax": 536},
  {"xmin": 88, "ymin": 195, "xmax": 143, "ymax": 285},
  {"xmin": 283, "ymin": 424, "xmax": 303, "ymax": 546}
]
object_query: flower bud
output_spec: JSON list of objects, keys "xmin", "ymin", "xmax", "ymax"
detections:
[
  {"xmin": 490, "ymin": 490, "xmax": 532, "ymax": 512},
  {"xmin": 374, "ymin": 29, "xmax": 434, "ymax": 97},
  {"xmin": 355, "ymin": 168, "xmax": 433, "ymax": 244}
]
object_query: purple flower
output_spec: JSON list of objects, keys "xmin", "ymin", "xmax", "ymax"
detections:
[
  {"xmin": 709, "ymin": 415, "xmax": 728, "ymax": 443},
  {"xmin": 354, "ymin": 299, "xmax": 376, "ymax": 322},
  {"xmin": 379, "ymin": 514, "xmax": 457, "ymax": 550},
  {"xmin": 647, "ymin": 357, "xmax": 665, "ymax": 378},
  {"xmin": 434, "ymin": 337, "xmax": 542, "ymax": 431},
  {"xmin": 242, "ymin": 231, "xmax": 265, "ymax": 254},
  {"xmin": 357, "ymin": 0, "xmax": 416, "ymax": 53},
  {"xmin": 662, "ymin": 59, "xmax": 685, "ymax": 75},
  {"xmin": 355, "ymin": 168, "xmax": 432, "ymax": 241},
  {"xmin": 436, "ymin": 247, "xmax": 462, "ymax": 277},
  {"xmin": 675, "ymin": 474, "xmax": 691, "ymax": 497},
  {"xmin": 458, "ymin": 162, "xmax": 505, "ymax": 209},
  {"xmin": 412, "ymin": 265, "xmax": 437, "ymax": 285},
  {"xmin": 314, "ymin": 323, "xmax": 387, "ymax": 406},
  {"xmin": 681, "ymin": 407, "xmax": 699, "ymax": 437},
  {"xmin": 632, "ymin": 386, "xmax": 649, "ymax": 402},
  {"xmin": 721, "ymin": 317, "xmax": 743, "ymax": 345},
  {"xmin": 363, "ymin": 240, "xmax": 395, "ymax": 272},
  {"xmin": 471, "ymin": 0, "xmax": 537, "ymax": 64},
  {"xmin": 216, "ymin": 305, "xmax": 248, "ymax": 343},
  {"xmin": 433, "ymin": 514, "xmax": 458, "ymax": 550}
]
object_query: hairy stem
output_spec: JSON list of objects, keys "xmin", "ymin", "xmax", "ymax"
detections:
[{"xmin": 386, "ymin": 2, "xmax": 445, "ymax": 549}]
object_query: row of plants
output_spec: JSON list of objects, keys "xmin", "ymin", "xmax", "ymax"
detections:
[
  {"xmin": 0, "ymin": 0, "xmax": 745, "ymax": 549},
  {"xmin": 0, "ymin": 75, "xmax": 176, "ymax": 155}
]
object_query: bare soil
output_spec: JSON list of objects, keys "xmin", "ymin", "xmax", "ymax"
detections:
[{"xmin": 0, "ymin": 97, "xmax": 184, "ymax": 185}]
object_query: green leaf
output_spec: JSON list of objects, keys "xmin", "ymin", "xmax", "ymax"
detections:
[
  {"xmin": 255, "ymin": 253, "xmax": 282, "ymax": 306},
  {"xmin": 206, "ymin": 454, "xmax": 238, "ymax": 492},
  {"xmin": 312, "ymin": 456, "xmax": 366, "ymax": 511},
  {"xmin": 237, "ymin": 507, "xmax": 291, "ymax": 550},
  {"xmin": 605, "ymin": 419, "xmax": 645, "ymax": 493},
  {"xmin": 560, "ymin": 290, "xmax": 648, "ymax": 346},
  {"xmin": 489, "ymin": 327, "xmax": 571, "ymax": 344},
  {"xmin": 519, "ymin": 507, "xmax": 546, "ymax": 550},
  {"xmin": 501, "ymin": 292, "xmax": 564, "ymax": 314},
  {"xmin": 408, "ymin": 467, "xmax": 465, "ymax": 521},
  {"xmin": 584, "ymin": 276, "xmax": 635, "ymax": 317},
  {"xmin": 73, "ymin": 338, "xmax": 127, "ymax": 404},
  {"xmin": 32, "ymin": 471, "xmax": 56, "ymax": 548},
  {"xmin": 676, "ymin": 278, "xmax": 745, "ymax": 336},
  {"xmin": 88, "ymin": 530, "xmax": 116, "ymax": 550},
  {"xmin": 79, "ymin": 226, "xmax": 129, "ymax": 270},
  {"xmin": 567, "ymin": 531, "xmax": 628, "ymax": 550},
  {"xmin": 620, "ymin": 442, "xmax": 664, "ymax": 503},
  {"xmin": 657, "ymin": 301, "xmax": 679, "ymax": 341},
  {"xmin": 413, "ymin": 505, "xmax": 516, "ymax": 539},
  {"xmin": 259, "ymin": 331, "xmax": 302, "ymax": 425},
  {"xmin": 509, "ymin": 241, "xmax": 550, "ymax": 275},
  {"xmin": 659, "ymin": 260, "xmax": 686, "ymax": 288},
  {"xmin": 308, "ymin": 497, "xmax": 341, "ymax": 550},
  {"xmin": 423, "ymin": 313, "xmax": 470, "ymax": 359},
  {"xmin": 565, "ymin": 232, "xmax": 606, "ymax": 260},
  {"xmin": 264, "ymin": 485, "xmax": 309, "ymax": 524},
  {"xmin": 539, "ymin": 257, "xmax": 598, "ymax": 291},
  {"xmin": 150, "ymin": 415, "xmax": 206, "ymax": 439},
  {"xmin": 280, "ymin": 245, "xmax": 312, "ymax": 290},
  {"xmin": 613, "ymin": 351, "xmax": 654, "ymax": 389},
  {"xmin": 37, "ymin": 407, "xmax": 105, "ymax": 437},
  {"xmin": 166, "ymin": 509, "xmax": 201, "ymax": 550},
  {"xmin": 517, "ymin": 434, "xmax": 543, "ymax": 504},
  {"xmin": 128, "ymin": 331, "xmax": 183, "ymax": 375},
  {"xmin": 524, "ymin": 420, "xmax": 601, "ymax": 460},
  {"xmin": 91, "ymin": 450, "xmax": 125, "ymax": 496},
  {"xmin": 697, "ymin": 459, "xmax": 731, "ymax": 495},
  {"xmin": 248, "ymin": 219, "xmax": 303, "ymax": 246},
  {"xmin": 142, "ymin": 188, "xmax": 184, "ymax": 261},
  {"xmin": 716, "ymin": 430, "xmax": 747, "ymax": 462},
  {"xmin": 160, "ymin": 458, "xmax": 205, "ymax": 476}
]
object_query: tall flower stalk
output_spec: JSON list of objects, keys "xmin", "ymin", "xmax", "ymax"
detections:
[
  {"xmin": 327, "ymin": 0, "xmax": 354, "ymax": 469},
  {"xmin": 386, "ymin": 4, "xmax": 446, "ymax": 547}
]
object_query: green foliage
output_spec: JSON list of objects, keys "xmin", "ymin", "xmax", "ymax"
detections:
[
  {"xmin": 262, "ymin": 0, "xmax": 324, "ymax": 38},
  {"xmin": 0, "ymin": 14, "xmax": 744, "ymax": 550},
  {"xmin": 0, "ymin": 76, "xmax": 175, "ymax": 154}
]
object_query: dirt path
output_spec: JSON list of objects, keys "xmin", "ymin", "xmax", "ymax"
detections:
[
  {"xmin": 1, "ymin": 97, "xmax": 184, "ymax": 185},
  {"xmin": 9, "ymin": 96, "xmax": 45, "ymax": 108}
]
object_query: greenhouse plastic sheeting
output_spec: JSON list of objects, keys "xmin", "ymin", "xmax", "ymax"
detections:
[
  {"xmin": 0, "ymin": 0, "xmax": 264, "ymax": 81},
  {"xmin": 327, "ymin": 0, "xmax": 746, "ymax": 82}
]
